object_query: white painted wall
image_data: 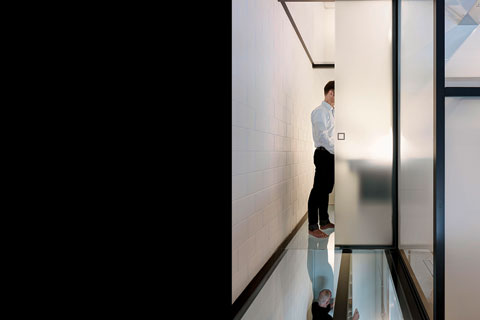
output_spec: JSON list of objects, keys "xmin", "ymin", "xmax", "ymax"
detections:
[{"xmin": 232, "ymin": 0, "xmax": 334, "ymax": 303}]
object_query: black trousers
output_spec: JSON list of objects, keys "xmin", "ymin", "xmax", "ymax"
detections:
[{"xmin": 308, "ymin": 147, "xmax": 334, "ymax": 230}]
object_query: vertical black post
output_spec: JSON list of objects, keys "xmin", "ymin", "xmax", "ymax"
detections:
[
  {"xmin": 333, "ymin": 249, "xmax": 352, "ymax": 320},
  {"xmin": 392, "ymin": 0, "xmax": 399, "ymax": 249},
  {"xmin": 434, "ymin": 0, "xmax": 445, "ymax": 319}
]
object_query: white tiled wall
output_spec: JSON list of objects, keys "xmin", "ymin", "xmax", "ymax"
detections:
[{"xmin": 232, "ymin": 0, "xmax": 334, "ymax": 303}]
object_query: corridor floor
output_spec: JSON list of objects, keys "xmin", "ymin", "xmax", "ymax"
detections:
[
  {"xmin": 238, "ymin": 205, "xmax": 405, "ymax": 320},
  {"xmin": 239, "ymin": 206, "xmax": 337, "ymax": 320}
]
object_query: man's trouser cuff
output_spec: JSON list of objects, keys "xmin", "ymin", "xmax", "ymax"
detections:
[{"xmin": 320, "ymin": 219, "xmax": 330, "ymax": 226}]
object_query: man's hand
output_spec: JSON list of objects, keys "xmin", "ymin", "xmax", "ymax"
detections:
[{"xmin": 352, "ymin": 308, "xmax": 360, "ymax": 320}]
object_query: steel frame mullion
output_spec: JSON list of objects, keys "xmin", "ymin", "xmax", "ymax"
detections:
[{"xmin": 433, "ymin": 0, "xmax": 445, "ymax": 319}]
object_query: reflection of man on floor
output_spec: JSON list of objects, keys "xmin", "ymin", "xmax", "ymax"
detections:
[
  {"xmin": 307, "ymin": 234, "xmax": 334, "ymax": 319},
  {"xmin": 308, "ymin": 80, "xmax": 336, "ymax": 238},
  {"xmin": 312, "ymin": 289, "xmax": 360, "ymax": 320},
  {"xmin": 307, "ymin": 236, "xmax": 333, "ymax": 305},
  {"xmin": 311, "ymin": 289, "xmax": 334, "ymax": 320}
]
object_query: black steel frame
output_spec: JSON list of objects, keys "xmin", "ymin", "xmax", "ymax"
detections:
[
  {"xmin": 445, "ymin": 87, "xmax": 480, "ymax": 96},
  {"xmin": 392, "ymin": 0, "xmax": 399, "ymax": 250},
  {"xmin": 433, "ymin": 1, "xmax": 445, "ymax": 319}
]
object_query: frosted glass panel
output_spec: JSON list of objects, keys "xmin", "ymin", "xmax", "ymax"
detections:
[
  {"xmin": 335, "ymin": 0, "xmax": 392, "ymax": 245},
  {"xmin": 398, "ymin": 1, "xmax": 434, "ymax": 316},
  {"xmin": 445, "ymin": 0, "xmax": 480, "ymax": 86},
  {"xmin": 445, "ymin": 97, "xmax": 480, "ymax": 320}
]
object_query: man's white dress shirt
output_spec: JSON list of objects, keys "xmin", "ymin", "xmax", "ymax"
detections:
[{"xmin": 311, "ymin": 101, "xmax": 335, "ymax": 154}]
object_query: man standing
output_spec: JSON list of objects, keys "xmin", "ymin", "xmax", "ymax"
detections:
[{"xmin": 308, "ymin": 81, "xmax": 335, "ymax": 238}]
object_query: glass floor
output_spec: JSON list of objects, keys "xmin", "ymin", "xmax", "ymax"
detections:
[{"xmin": 237, "ymin": 208, "xmax": 405, "ymax": 320}]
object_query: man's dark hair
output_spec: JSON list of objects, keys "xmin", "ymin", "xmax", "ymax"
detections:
[{"xmin": 324, "ymin": 81, "xmax": 335, "ymax": 95}]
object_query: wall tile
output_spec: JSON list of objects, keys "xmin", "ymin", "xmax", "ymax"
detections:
[
  {"xmin": 254, "ymin": 151, "xmax": 268, "ymax": 172},
  {"xmin": 232, "ymin": 126, "xmax": 249, "ymax": 151},
  {"xmin": 265, "ymin": 133, "xmax": 275, "ymax": 152},
  {"xmin": 239, "ymin": 235, "xmax": 256, "ymax": 273},
  {"xmin": 232, "ymin": 263, "xmax": 247, "ymax": 302},
  {"xmin": 232, "ymin": 151, "xmax": 248, "ymax": 175},
  {"xmin": 232, "ymin": 247, "xmax": 239, "ymax": 274},
  {"xmin": 255, "ymin": 110, "xmax": 268, "ymax": 133},
  {"xmin": 232, "ymin": 194, "xmax": 255, "ymax": 226},
  {"xmin": 254, "ymin": 188, "xmax": 269, "ymax": 213},
  {"xmin": 247, "ymin": 212, "xmax": 262, "ymax": 239},
  {"xmin": 278, "ymin": 120, "xmax": 287, "ymax": 137},
  {"xmin": 232, "ymin": 174, "xmax": 247, "ymax": 200},
  {"xmin": 247, "ymin": 171, "xmax": 265, "ymax": 195},
  {"xmin": 232, "ymin": 219, "xmax": 248, "ymax": 251}
]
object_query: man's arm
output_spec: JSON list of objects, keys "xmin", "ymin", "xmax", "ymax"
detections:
[{"xmin": 352, "ymin": 308, "xmax": 360, "ymax": 320}]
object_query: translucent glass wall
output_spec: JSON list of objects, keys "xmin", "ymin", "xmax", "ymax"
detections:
[
  {"xmin": 400, "ymin": 2, "xmax": 479, "ymax": 318},
  {"xmin": 334, "ymin": 0, "xmax": 393, "ymax": 246},
  {"xmin": 399, "ymin": 0, "xmax": 434, "ymax": 317},
  {"xmin": 445, "ymin": 97, "xmax": 480, "ymax": 320},
  {"xmin": 399, "ymin": 0, "xmax": 434, "ymax": 250},
  {"xmin": 444, "ymin": 3, "xmax": 480, "ymax": 319}
]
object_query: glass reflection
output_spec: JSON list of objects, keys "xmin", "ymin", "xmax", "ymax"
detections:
[
  {"xmin": 307, "ymin": 234, "xmax": 335, "ymax": 319},
  {"xmin": 445, "ymin": 0, "xmax": 480, "ymax": 86}
]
